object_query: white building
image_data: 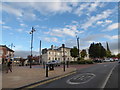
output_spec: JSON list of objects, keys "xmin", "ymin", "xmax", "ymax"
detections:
[{"xmin": 42, "ymin": 45, "xmax": 75, "ymax": 63}]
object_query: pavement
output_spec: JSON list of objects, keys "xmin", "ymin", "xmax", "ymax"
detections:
[{"xmin": 2, "ymin": 64, "xmax": 94, "ymax": 89}]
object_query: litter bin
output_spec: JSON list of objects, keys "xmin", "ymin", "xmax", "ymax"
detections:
[{"xmin": 48, "ymin": 64, "xmax": 54, "ymax": 70}]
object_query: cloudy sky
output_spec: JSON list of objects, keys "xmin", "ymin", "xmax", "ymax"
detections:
[{"xmin": 1, "ymin": 1, "xmax": 119, "ymax": 57}]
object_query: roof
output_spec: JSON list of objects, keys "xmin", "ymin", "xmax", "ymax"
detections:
[
  {"xmin": 58, "ymin": 46, "xmax": 71, "ymax": 49},
  {"xmin": 0, "ymin": 45, "xmax": 14, "ymax": 52}
]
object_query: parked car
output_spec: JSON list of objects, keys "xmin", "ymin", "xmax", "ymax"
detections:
[
  {"xmin": 109, "ymin": 58, "xmax": 114, "ymax": 62},
  {"xmin": 94, "ymin": 59, "xmax": 102, "ymax": 63},
  {"xmin": 104, "ymin": 58, "xmax": 114, "ymax": 62},
  {"xmin": 118, "ymin": 59, "xmax": 120, "ymax": 63},
  {"xmin": 47, "ymin": 60, "xmax": 61, "ymax": 66},
  {"xmin": 104, "ymin": 59, "xmax": 110, "ymax": 62}
]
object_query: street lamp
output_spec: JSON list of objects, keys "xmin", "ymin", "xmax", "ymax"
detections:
[
  {"xmin": 8, "ymin": 43, "xmax": 15, "ymax": 59},
  {"xmin": 76, "ymin": 35, "xmax": 80, "ymax": 58},
  {"xmin": 29, "ymin": 27, "xmax": 36, "ymax": 68},
  {"xmin": 8, "ymin": 43, "xmax": 15, "ymax": 50},
  {"xmin": 62, "ymin": 44, "xmax": 65, "ymax": 72}
]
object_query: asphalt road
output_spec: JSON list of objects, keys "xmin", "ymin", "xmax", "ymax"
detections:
[
  {"xmin": 105, "ymin": 63, "xmax": 119, "ymax": 88},
  {"xmin": 34, "ymin": 62, "xmax": 118, "ymax": 88}
]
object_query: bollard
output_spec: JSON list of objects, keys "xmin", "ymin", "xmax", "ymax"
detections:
[
  {"xmin": 67, "ymin": 61, "xmax": 69, "ymax": 68},
  {"xmin": 64, "ymin": 62, "xmax": 65, "ymax": 72},
  {"xmin": 46, "ymin": 64, "xmax": 48, "ymax": 77}
]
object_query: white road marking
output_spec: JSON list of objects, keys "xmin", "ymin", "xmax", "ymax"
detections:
[
  {"xmin": 66, "ymin": 73, "xmax": 96, "ymax": 85},
  {"xmin": 101, "ymin": 64, "xmax": 116, "ymax": 88},
  {"xmin": 104, "ymin": 65, "xmax": 107, "ymax": 67}
]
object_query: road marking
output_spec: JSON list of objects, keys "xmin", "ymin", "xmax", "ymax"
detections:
[
  {"xmin": 101, "ymin": 64, "xmax": 116, "ymax": 88},
  {"xmin": 66, "ymin": 73, "xmax": 96, "ymax": 85},
  {"xmin": 23, "ymin": 71, "xmax": 76, "ymax": 88},
  {"xmin": 104, "ymin": 65, "xmax": 107, "ymax": 67}
]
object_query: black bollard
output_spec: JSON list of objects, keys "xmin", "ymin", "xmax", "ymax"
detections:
[
  {"xmin": 46, "ymin": 64, "xmax": 48, "ymax": 77},
  {"xmin": 67, "ymin": 61, "xmax": 69, "ymax": 68}
]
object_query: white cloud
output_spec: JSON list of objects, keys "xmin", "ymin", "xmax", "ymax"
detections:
[
  {"xmin": 45, "ymin": 24, "xmax": 84, "ymax": 37},
  {"xmin": 96, "ymin": 20, "xmax": 112, "ymax": 26},
  {"xmin": 74, "ymin": 2, "xmax": 105, "ymax": 17},
  {"xmin": 30, "ymin": 2, "xmax": 72, "ymax": 15},
  {"xmin": 105, "ymin": 23, "xmax": 118, "ymax": 31},
  {"xmin": 20, "ymin": 23, "xmax": 27, "ymax": 27},
  {"xmin": 88, "ymin": 2, "xmax": 100, "ymax": 12},
  {"xmin": 105, "ymin": 20, "xmax": 112, "ymax": 23},
  {"xmin": 82, "ymin": 9, "xmax": 114, "ymax": 30},
  {"xmin": 17, "ymin": 29, "xmax": 23, "ymax": 32},
  {"xmin": 44, "ymin": 37, "xmax": 58, "ymax": 42},
  {"xmin": 22, "ymin": 12, "xmax": 37, "ymax": 21},
  {"xmin": 2, "ymin": 25, "xmax": 11, "ymax": 29},
  {"xmin": 2, "ymin": 3, "xmax": 23, "ymax": 17},
  {"xmin": 74, "ymin": 3, "xmax": 90, "ymax": 16},
  {"xmin": 0, "ymin": 21, "xmax": 5, "ymax": 24},
  {"xmin": 96, "ymin": 21, "xmax": 104, "ymax": 25},
  {"xmin": 105, "ymin": 35, "xmax": 118, "ymax": 40},
  {"xmin": 15, "ymin": 50, "xmax": 39, "ymax": 58}
]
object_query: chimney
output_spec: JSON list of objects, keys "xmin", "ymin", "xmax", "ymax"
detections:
[{"xmin": 51, "ymin": 45, "xmax": 54, "ymax": 50}]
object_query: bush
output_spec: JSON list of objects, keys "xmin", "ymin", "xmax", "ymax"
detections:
[
  {"xmin": 78, "ymin": 60, "xmax": 86, "ymax": 64},
  {"xmin": 78, "ymin": 59, "xmax": 93, "ymax": 64},
  {"xmin": 86, "ymin": 60, "xmax": 94, "ymax": 64},
  {"xmin": 70, "ymin": 61, "xmax": 78, "ymax": 64}
]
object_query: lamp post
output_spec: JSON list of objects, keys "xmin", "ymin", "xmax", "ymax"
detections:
[
  {"xmin": 39, "ymin": 40, "xmax": 41, "ymax": 64},
  {"xmin": 76, "ymin": 35, "xmax": 80, "ymax": 58},
  {"xmin": 29, "ymin": 27, "xmax": 36, "ymax": 68},
  {"xmin": 9, "ymin": 43, "xmax": 15, "ymax": 50},
  {"xmin": 62, "ymin": 44, "xmax": 65, "ymax": 72},
  {"xmin": 8, "ymin": 43, "xmax": 15, "ymax": 58}
]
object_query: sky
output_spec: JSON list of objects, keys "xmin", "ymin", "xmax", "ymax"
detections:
[{"xmin": 0, "ymin": 1, "xmax": 119, "ymax": 57}]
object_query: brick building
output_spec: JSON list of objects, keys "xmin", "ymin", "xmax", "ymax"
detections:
[{"xmin": 0, "ymin": 45, "xmax": 14, "ymax": 64}]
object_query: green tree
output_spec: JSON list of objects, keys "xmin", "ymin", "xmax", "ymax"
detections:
[
  {"xmin": 117, "ymin": 53, "xmax": 120, "ymax": 59},
  {"xmin": 106, "ymin": 42, "xmax": 111, "ymax": 58},
  {"xmin": 70, "ymin": 46, "xmax": 79, "ymax": 61},
  {"xmin": 80, "ymin": 49, "xmax": 87, "ymax": 59},
  {"xmin": 89, "ymin": 42, "xmax": 106, "ymax": 58}
]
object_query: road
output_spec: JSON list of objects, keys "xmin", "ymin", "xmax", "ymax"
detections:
[{"xmin": 32, "ymin": 62, "xmax": 119, "ymax": 88}]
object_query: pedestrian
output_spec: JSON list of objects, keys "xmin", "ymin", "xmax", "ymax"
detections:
[{"xmin": 6, "ymin": 58, "xmax": 12, "ymax": 73}]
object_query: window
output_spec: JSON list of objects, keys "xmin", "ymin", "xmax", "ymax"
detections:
[
  {"xmin": 57, "ymin": 53, "xmax": 60, "ymax": 55},
  {"xmin": 49, "ymin": 57, "xmax": 51, "ymax": 60},
  {"xmin": 49, "ymin": 52, "xmax": 51, "ymax": 54},
  {"xmin": 0, "ymin": 50, "xmax": 3, "ymax": 56}
]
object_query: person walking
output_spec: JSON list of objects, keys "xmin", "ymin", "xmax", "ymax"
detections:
[{"xmin": 6, "ymin": 58, "xmax": 12, "ymax": 73}]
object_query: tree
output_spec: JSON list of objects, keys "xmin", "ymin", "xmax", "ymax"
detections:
[
  {"xmin": 70, "ymin": 46, "xmax": 79, "ymax": 61},
  {"xmin": 88, "ymin": 42, "xmax": 106, "ymax": 58},
  {"xmin": 80, "ymin": 49, "xmax": 87, "ymax": 59},
  {"xmin": 117, "ymin": 53, "xmax": 120, "ymax": 59},
  {"xmin": 106, "ymin": 42, "xmax": 111, "ymax": 58}
]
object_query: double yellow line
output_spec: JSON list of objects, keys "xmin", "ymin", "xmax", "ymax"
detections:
[{"xmin": 24, "ymin": 71, "xmax": 76, "ymax": 88}]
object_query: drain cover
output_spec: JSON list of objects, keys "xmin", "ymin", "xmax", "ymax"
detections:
[{"xmin": 66, "ymin": 73, "xmax": 95, "ymax": 84}]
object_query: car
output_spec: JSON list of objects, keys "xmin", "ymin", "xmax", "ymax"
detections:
[
  {"xmin": 104, "ymin": 58, "xmax": 110, "ymax": 62},
  {"xmin": 94, "ymin": 59, "xmax": 102, "ymax": 63},
  {"xmin": 109, "ymin": 58, "xmax": 114, "ymax": 62},
  {"xmin": 47, "ymin": 60, "xmax": 61, "ymax": 66},
  {"xmin": 118, "ymin": 59, "xmax": 120, "ymax": 63}
]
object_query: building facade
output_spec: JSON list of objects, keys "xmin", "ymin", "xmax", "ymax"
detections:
[
  {"xmin": 42, "ymin": 45, "xmax": 74, "ymax": 63},
  {"xmin": 0, "ymin": 45, "xmax": 14, "ymax": 64}
]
